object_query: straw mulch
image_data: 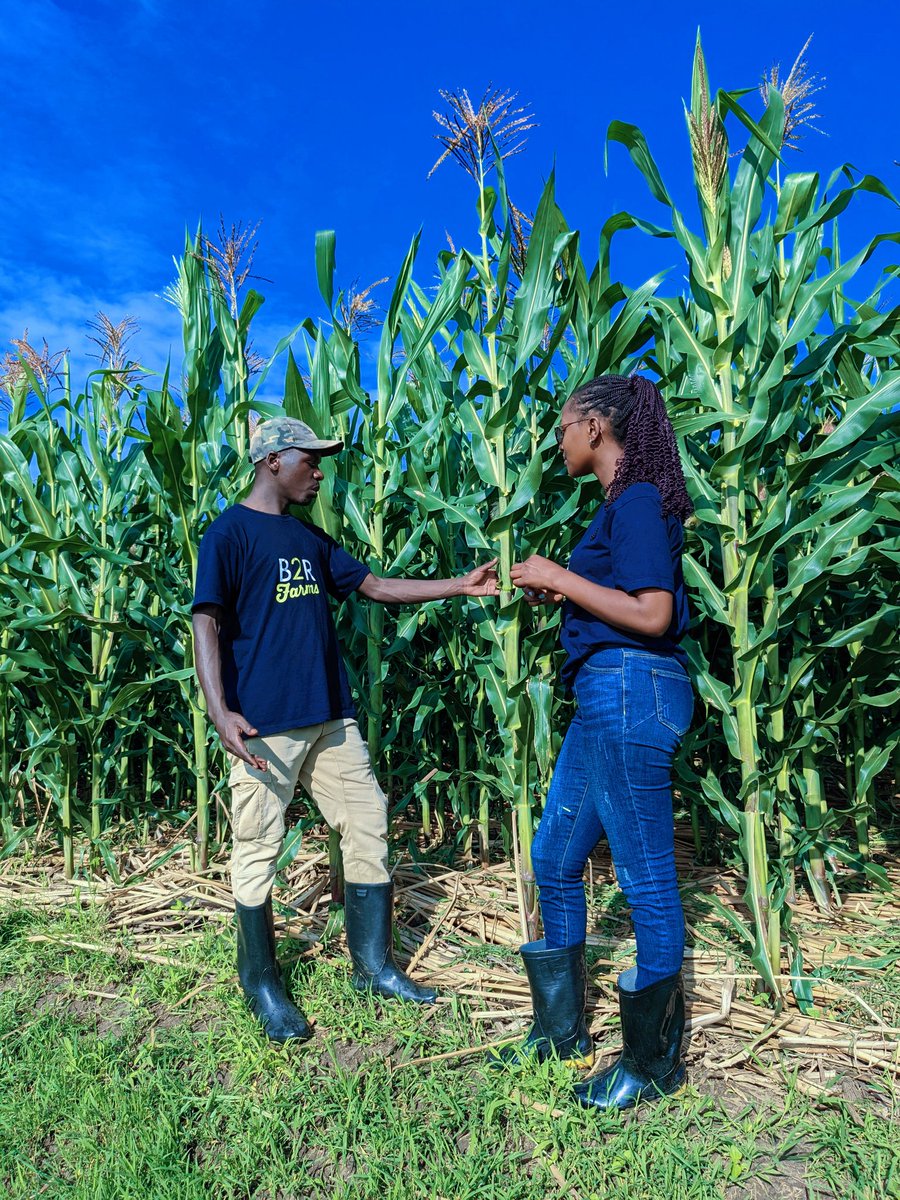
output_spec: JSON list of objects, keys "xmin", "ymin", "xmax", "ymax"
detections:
[{"xmin": 2, "ymin": 826, "xmax": 898, "ymax": 1100}]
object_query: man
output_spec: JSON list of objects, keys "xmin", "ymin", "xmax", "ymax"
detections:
[{"xmin": 192, "ymin": 416, "xmax": 497, "ymax": 1043}]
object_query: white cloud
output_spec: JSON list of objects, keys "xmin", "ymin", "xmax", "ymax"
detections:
[
  {"xmin": 0, "ymin": 259, "xmax": 314, "ymax": 409},
  {"xmin": 0, "ymin": 260, "xmax": 182, "ymax": 390}
]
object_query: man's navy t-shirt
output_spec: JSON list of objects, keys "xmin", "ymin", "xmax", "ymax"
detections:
[
  {"xmin": 560, "ymin": 482, "xmax": 689, "ymax": 689},
  {"xmin": 192, "ymin": 505, "xmax": 370, "ymax": 736}
]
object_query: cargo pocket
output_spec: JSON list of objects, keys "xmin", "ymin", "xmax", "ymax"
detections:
[{"xmin": 230, "ymin": 779, "xmax": 266, "ymax": 842}]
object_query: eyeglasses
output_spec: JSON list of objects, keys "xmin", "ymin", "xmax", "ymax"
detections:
[{"xmin": 554, "ymin": 418, "xmax": 589, "ymax": 446}]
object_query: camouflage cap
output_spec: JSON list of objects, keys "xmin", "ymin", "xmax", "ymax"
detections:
[{"xmin": 249, "ymin": 417, "xmax": 343, "ymax": 463}]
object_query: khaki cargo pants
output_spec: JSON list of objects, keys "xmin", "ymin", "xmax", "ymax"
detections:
[{"xmin": 228, "ymin": 718, "xmax": 390, "ymax": 907}]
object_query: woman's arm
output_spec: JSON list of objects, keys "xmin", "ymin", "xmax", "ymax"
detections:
[
  {"xmin": 356, "ymin": 559, "xmax": 499, "ymax": 604},
  {"xmin": 510, "ymin": 555, "xmax": 672, "ymax": 638}
]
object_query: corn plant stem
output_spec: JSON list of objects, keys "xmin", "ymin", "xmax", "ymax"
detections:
[
  {"xmin": 476, "ymin": 162, "xmax": 515, "ymax": 624},
  {"xmin": 232, "ymin": 363, "xmax": 248, "ymax": 461},
  {"xmin": 477, "ymin": 159, "xmax": 533, "ymax": 905},
  {"xmin": 89, "ymin": 568, "xmax": 106, "ymax": 844},
  {"xmin": 118, "ymin": 752, "xmax": 128, "ymax": 823},
  {"xmin": 182, "ymin": 448, "xmax": 209, "ymax": 867},
  {"xmin": 384, "ymin": 747, "xmax": 393, "ymax": 801},
  {"xmin": 328, "ymin": 826, "xmax": 344, "ymax": 905},
  {"xmin": 62, "ymin": 741, "xmax": 74, "ymax": 879},
  {"xmin": 516, "ymin": 763, "xmax": 538, "ymax": 943},
  {"xmin": 88, "ymin": 425, "xmax": 112, "ymax": 845},
  {"xmin": 112, "ymin": 482, "xmax": 130, "ymax": 818},
  {"xmin": 184, "ymin": 431, "xmax": 210, "ymax": 871},
  {"xmin": 847, "ymin": 645, "xmax": 871, "ymax": 860},
  {"xmin": 144, "ymin": 733, "xmax": 154, "ymax": 812},
  {"xmin": 188, "ymin": 694, "xmax": 210, "ymax": 871},
  {"xmin": 445, "ymin": 592, "xmax": 471, "ymax": 856},
  {"xmin": 497, "ymin": 488, "xmax": 529, "ymax": 882},
  {"xmin": 691, "ymin": 798, "xmax": 703, "ymax": 858},
  {"xmin": 716, "ymin": 304, "xmax": 777, "ymax": 990},
  {"xmin": 763, "ymin": 562, "xmax": 796, "ymax": 905},
  {"xmin": 478, "ymin": 795, "xmax": 491, "ymax": 866},
  {"xmin": 457, "ymin": 726, "xmax": 472, "ymax": 860},
  {"xmin": 420, "ymin": 752, "xmax": 431, "ymax": 842},
  {"xmin": 366, "ymin": 604, "xmax": 385, "ymax": 765},
  {"xmin": 476, "ymin": 157, "xmax": 501, "ymax": 402},
  {"xmin": 801, "ymin": 727, "xmax": 831, "ymax": 911},
  {"xmin": 795, "ymin": 612, "xmax": 831, "ymax": 911},
  {"xmin": 852, "ymin": 705, "xmax": 872, "ymax": 861},
  {"xmin": 475, "ymin": 157, "xmax": 522, "ymax": 877},
  {"xmin": 434, "ymin": 784, "xmax": 445, "ymax": 846},
  {"xmin": 143, "ymin": 591, "xmax": 161, "ymax": 815},
  {"xmin": 473, "ymin": 680, "xmax": 490, "ymax": 864},
  {"xmin": 0, "ymin": 675, "xmax": 8, "ymax": 828},
  {"xmin": 367, "ymin": 382, "xmax": 386, "ymax": 763}
]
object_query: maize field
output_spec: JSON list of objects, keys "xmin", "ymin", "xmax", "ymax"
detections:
[{"xmin": 1, "ymin": 39, "xmax": 898, "ymax": 1003}]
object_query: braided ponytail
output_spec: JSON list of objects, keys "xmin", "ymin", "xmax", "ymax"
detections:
[{"xmin": 569, "ymin": 374, "xmax": 693, "ymax": 522}]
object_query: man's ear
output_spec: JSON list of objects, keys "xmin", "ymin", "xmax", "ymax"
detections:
[{"xmin": 266, "ymin": 452, "xmax": 280, "ymax": 473}]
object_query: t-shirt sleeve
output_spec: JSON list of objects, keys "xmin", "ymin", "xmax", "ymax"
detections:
[
  {"xmin": 322, "ymin": 535, "xmax": 371, "ymax": 600},
  {"xmin": 610, "ymin": 491, "xmax": 675, "ymax": 594},
  {"xmin": 192, "ymin": 529, "xmax": 240, "ymax": 611}
]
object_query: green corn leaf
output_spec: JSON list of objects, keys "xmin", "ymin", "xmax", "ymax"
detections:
[{"xmin": 315, "ymin": 229, "xmax": 336, "ymax": 311}]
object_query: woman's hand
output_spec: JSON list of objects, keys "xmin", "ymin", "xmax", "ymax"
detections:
[
  {"xmin": 511, "ymin": 555, "xmax": 566, "ymax": 601},
  {"xmin": 521, "ymin": 588, "xmax": 565, "ymax": 607},
  {"xmin": 461, "ymin": 558, "xmax": 500, "ymax": 597}
]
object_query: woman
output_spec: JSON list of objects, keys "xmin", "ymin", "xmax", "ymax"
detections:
[{"xmin": 507, "ymin": 373, "xmax": 694, "ymax": 1111}]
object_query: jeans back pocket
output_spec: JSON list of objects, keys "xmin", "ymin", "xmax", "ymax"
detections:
[{"xmin": 652, "ymin": 668, "xmax": 694, "ymax": 737}]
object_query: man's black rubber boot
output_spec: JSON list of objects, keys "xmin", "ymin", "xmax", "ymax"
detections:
[
  {"xmin": 235, "ymin": 897, "xmax": 313, "ymax": 1043},
  {"xmin": 573, "ymin": 968, "xmax": 685, "ymax": 1110},
  {"xmin": 492, "ymin": 939, "xmax": 594, "ymax": 1069},
  {"xmin": 344, "ymin": 881, "xmax": 437, "ymax": 1003}
]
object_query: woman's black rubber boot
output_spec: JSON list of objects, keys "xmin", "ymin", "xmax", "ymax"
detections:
[
  {"xmin": 344, "ymin": 881, "xmax": 437, "ymax": 1003},
  {"xmin": 492, "ymin": 939, "xmax": 594, "ymax": 1069},
  {"xmin": 235, "ymin": 897, "xmax": 313, "ymax": 1043},
  {"xmin": 573, "ymin": 969, "xmax": 685, "ymax": 1110}
]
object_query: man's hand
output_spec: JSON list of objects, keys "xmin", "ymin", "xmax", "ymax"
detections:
[
  {"xmin": 510, "ymin": 555, "xmax": 565, "ymax": 598},
  {"xmin": 212, "ymin": 710, "xmax": 268, "ymax": 771},
  {"xmin": 461, "ymin": 558, "xmax": 500, "ymax": 597}
]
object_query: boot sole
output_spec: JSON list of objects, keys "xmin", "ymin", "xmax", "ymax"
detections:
[
  {"xmin": 575, "ymin": 1064, "xmax": 686, "ymax": 1110},
  {"xmin": 491, "ymin": 1047, "xmax": 595, "ymax": 1070},
  {"xmin": 248, "ymin": 1001, "xmax": 314, "ymax": 1044},
  {"xmin": 266, "ymin": 1027, "xmax": 314, "ymax": 1044},
  {"xmin": 352, "ymin": 979, "xmax": 437, "ymax": 1004}
]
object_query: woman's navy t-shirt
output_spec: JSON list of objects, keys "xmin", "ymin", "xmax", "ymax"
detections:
[
  {"xmin": 560, "ymin": 482, "xmax": 689, "ymax": 689},
  {"xmin": 192, "ymin": 505, "xmax": 370, "ymax": 736}
]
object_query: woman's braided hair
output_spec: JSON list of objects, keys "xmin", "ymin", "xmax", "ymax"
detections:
[{"xmin": 570, "ymin": 374, "xmax": 693, "ymax": 523}]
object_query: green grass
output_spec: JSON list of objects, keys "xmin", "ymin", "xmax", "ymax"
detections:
[{"xmin": 1, "ymin": 902, "xmax": 898, "ymax": 1200}]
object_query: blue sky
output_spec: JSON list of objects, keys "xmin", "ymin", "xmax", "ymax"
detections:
[{"xmin": 2, "ymin": 0, "xmax": 898, "ymax": 393}]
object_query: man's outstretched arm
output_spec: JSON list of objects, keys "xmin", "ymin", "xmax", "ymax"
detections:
[{"xmin": 356, "ymin": 559, "xmax": 499, "ymax": 605}]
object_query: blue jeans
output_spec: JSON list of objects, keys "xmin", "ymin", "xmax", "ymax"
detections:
[{"xmin": 532, "ymin": 649, "xmax": 693, "ymax": 988}]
